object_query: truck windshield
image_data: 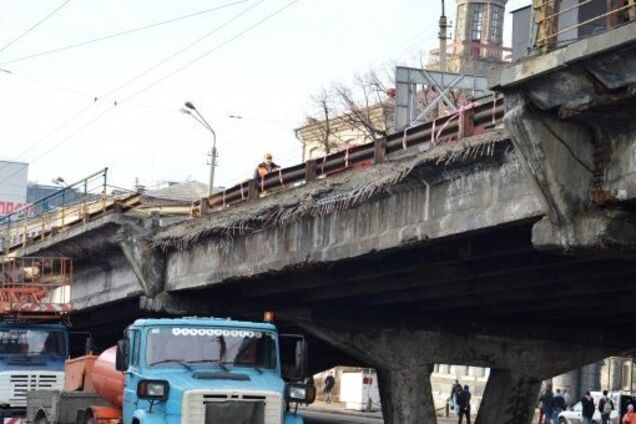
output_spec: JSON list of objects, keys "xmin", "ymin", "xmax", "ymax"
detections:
[
  {"xmin": 0, "ymin": 328, "xmax": 66, "ymax": 356},
  {"xmin": 146, "ymin": 327, "xmax": 276, "ymax": 370}
]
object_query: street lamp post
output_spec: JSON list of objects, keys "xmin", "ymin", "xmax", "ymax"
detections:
[{"xmin": 183, "ymin": 101, "xmax": 217, "ymax": 196}]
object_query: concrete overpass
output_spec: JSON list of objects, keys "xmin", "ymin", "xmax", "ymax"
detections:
[{"xmin": 6, "ymin": 20, "xmax": 636, "ymax": 424}]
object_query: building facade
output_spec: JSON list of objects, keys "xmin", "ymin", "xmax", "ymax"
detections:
[
  {"xmin": 430, "ymin": 0, "xmax": 510, "ymax": 75},
  {"xmin": 0, "ymin": 161, "xmax": 28, "ymax": 216}
]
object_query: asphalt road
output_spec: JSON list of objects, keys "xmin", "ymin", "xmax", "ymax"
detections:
[
  {"xmin": 301, "ymin": 410, "xmax": 382, "ymax": 423},
  {"xmin": 300, "ymin": 410, "xmax": 459, "ymax": 424}
]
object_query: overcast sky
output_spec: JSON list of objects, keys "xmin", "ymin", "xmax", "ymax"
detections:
[{"xmin": 0, "ymin": 0, "xmax": 522, "ymax": 191}]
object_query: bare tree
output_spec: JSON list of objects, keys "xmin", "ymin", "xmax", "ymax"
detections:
[
  {"xmin": 302, "ymin": 63, "xmax": 473, "ymax": 157},
  {"xmin": 333, "ymin": 69, "xmax": 394, "ymax": 142},
  {"xmin": 305, "ymin": 87, "xmax": 339, "ymax": 155}
]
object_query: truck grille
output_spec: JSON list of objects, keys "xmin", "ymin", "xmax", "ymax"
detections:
[
  {"xmin": 6, "ymin": 373, "xmax": 63, "ymax": 406},
  {"xmin": 182, "ymin": 390, "xmax": 283, "ymax": 424}
]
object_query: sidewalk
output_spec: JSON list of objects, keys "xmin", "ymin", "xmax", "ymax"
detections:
[
  {"xmin": 300, "ymin": 400, "xmax": 458, "ymax": 420},
  {"xmin": 299, "ymin": 400, "xmax": 383, "ymax": 419}
]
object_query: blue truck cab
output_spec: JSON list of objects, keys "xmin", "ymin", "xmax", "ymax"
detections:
[
  {"xmin": 0, "ymin": 322, "xmax": 67, "ymax": 419},
  {"xmin": 116, "ymin": 317, "xmax": 314, "ymax": 424}
]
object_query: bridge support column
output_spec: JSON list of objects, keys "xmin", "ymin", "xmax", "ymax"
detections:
[
  {"xmin": 376, "ymin": 366, "xmax": 437, "ymax": 424},
  {"xmin": 475, "ymin": 369, "xmax": 541, "ymax": 424},
  {"xmin": 299, "ymin": 312, "xmax": 617, "ymax": 424},
  {"xmin": 299, "ymin": 321, "xmax": 439, "ymax": 423}
]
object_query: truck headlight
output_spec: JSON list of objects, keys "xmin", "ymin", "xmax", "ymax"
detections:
[
  {"xmin": 137, "ymin": 380, "xmax": 169, "ymax": 401},
  {"xmin": 286, "ymin": 383, "xmax": 316, "ymax": 404}
]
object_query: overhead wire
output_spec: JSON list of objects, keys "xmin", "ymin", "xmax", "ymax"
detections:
[
  {"xmin": 0, "ymin": 0, "xmax": 267, "ymax": 174},
  {"xmin": 0, "ymin": 0, "xmax": 301, "ymax": 187},
  {"xmin": 0, "ymin": 105, "xmax": 115, "ymax": 190},
  {"xmin": 0, "ymin": 0, "xmax": 249, "ymax": 66},
  {"xmin": 4, "ymin": 101, "xmax": 98, "ymax": 163},
  {"xmin": 116, "ymin": 0, "xmax": 300, "ymax": 104},
  {"xmin": 0, "ymin": 67, "xmax": 93, "ymax": 98},
  {"xmin": 28, "ymin": 107, "xmax": 116, "ymax": 166},
  {"xmin": 124, "ymin": 101, "xmax": 296, "ymax": 125},
  {"xmin": 100, "ymin": 0, "xmax": 268, "ymax": 99},
  {"xmin": 0, "ymin": 0, "xmax": 72, "ymax": 54},
  {"xmin": 120, "ymin": 101, "xmax": 300, "ymax": 183}
]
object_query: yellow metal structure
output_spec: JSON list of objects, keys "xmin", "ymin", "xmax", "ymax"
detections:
[{"xmin": 533, "ymin": 0, "xmax": 636, "ymax": 52}]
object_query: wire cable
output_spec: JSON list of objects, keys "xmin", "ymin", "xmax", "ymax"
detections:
[
  {"xmin": 118, "ymin": 0, "xmax": 300, "ymax": 104},
  {"xmin": 0, "ymin": 0, "xmax": 300, "ymax": 187},
  {"xmin": 0, "ymin": 67, "xmax": 93, "ymax": 98},
  {"xmin": 0, "ymin": 0, "xmax": 248, "ymax": 65},
  {"xmin": 0, "ymin": 0, "xmax": 72, "ymax": 54},
  {"xmin": 0, "ymin": 0, "xmax": 268, "ymax": 173},
  {"xmin": 4, "ymin": 101, "xmax": 97, "ymax": 164},
  {"xmin": 0, "ymin": 106, "xmax": 113, "ymax": 189},
  {"xmin": 100, "ymin": 0, "xmax": 268, "ymax": 99}
]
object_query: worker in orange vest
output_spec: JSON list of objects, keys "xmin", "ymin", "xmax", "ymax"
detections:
[{"xmin": 254, "ymin": 153, "xmax": 280, "ymax": 191}]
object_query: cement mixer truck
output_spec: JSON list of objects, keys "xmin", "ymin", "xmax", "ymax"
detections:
[{"xmin": 25, "ymin": 316, "xmax": 315, "ymax": 424}]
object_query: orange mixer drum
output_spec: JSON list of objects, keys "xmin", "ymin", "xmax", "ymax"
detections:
[{"xmin": 90, "ymin": 346, "xmax": 124, "ymax": 407}]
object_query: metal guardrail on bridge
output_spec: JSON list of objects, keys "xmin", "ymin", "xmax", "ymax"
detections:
[
  {"xmin": 533, "ymin": 0, "xmax": 636, "ymax": 52},
  {"xmin": 0, "ymin": 168, "xmax": 141, "ymax": 254},
  {"xmin": 192, "ymin": 95, "xmax": 505, "ymax": 217}
]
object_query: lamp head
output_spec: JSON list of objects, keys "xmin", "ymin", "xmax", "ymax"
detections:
[{"xmin": 184, "ymin": 101, "xmax": 196, "ymax": 110}]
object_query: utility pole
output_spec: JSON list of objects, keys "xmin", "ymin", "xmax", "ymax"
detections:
[
  {"xmin": 439, "ymin": 0, "xmax": 449, "ymax": 74},
  {"xmin": 438, "ymin": 0, "xmax": 450, "ymax": 117}
]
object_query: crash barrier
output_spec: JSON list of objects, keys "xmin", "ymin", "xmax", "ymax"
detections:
[
  {"xmin": 0, "ymin": 168, "xmax": 140, "ymax": 254},
  {"xmin": 192, "ymin": 95, "xmax": 504, "ymax": 216}
]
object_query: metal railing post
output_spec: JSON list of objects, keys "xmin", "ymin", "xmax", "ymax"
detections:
[
  {"xmin": 83, "ymin": 180, "xmax": 88, "ymax": 223},
  {"xmin": 534, "ymin": 0, "xmax": 560, "ymax": 52},
  {"xmin": 374, "ymin": 138, "xmax": 387, "ymax": 164},
  {"xmin": 61, "ymin": 189, "xmax": 66, "ymax": 227},
  {"xmin": 102, "ymin": 168, "xmax": 108, "ymax": 214}
]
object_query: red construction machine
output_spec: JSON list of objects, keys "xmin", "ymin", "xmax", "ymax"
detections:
[{"xmin": 0, "ymin": 257, "xmax": 73, "ymax": 423}]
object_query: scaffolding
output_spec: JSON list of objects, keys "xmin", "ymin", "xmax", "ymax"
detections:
[
  {"xmin": 533, "ymin": 0, "xmax": 636, "ymax": 52},
  {"xmin": 0, "ymin": 257, "xmax": 73, "ymax": 320}
]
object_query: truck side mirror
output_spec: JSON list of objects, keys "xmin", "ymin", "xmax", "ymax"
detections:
[
  {"xmin": 116, "ymin": 339, "xmax": 130, "ymax": 371},
  {"xmin": 280, "ymin": 334, "xmax": 307, "ymax": 382}
]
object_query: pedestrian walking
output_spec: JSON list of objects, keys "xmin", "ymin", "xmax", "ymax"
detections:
[
  {"xmin": 581, "ymin": 391, "xmax": 595, "ymax": 424},
  {"xmin": 563, "ymin": 389, "xmax": 571, "ymax": 409},
  {"xmin": 599, "ymin": 390, "xmax": 614, "ymax": 424},
  {"xmin": 457, "ymin": 385, "xmax": 471, "ymax": 424},
  {"xmin": 538, "ymin": 389, "xmax": 546, "ymax": 424},
  {"xmin": 539, "ymin": 386, "xmax": 554, "ymax": 424},
  {"xmin": 450, "ymin": 380, "xmax": 462, "ymax": 415},
  {"xmin": 552, "ymin": 388, "xmax": 565, "ymax": 424},
  {"xmin": 323, "ymin": 372, "xmax": 335, "ymax": 404}
]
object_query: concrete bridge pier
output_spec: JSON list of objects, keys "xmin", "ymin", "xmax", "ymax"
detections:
[
  {"xmin": 376, "ymin": 366, "xmax": 437, "ymax": 424},
  {"xmin": 299, "ymin": 312, "xmax": 617, "ymax": 424},
  {"xmin": 475, "ymin": 369, "xmax": 541, "ymax": 424},
  {"xmin": 299, "ymin": 319, "xmax": 440, "ymax": 423}
]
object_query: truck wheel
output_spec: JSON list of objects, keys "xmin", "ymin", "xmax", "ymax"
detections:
[{"xmin": 559, "ymin": 419, "xmax": 567, "ymax": 424}]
